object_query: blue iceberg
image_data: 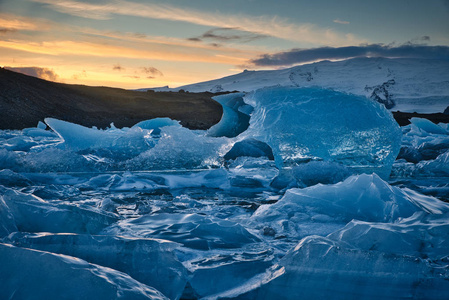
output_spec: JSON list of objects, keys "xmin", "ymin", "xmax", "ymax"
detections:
[{"xmin": 242, "ymin": 87, "xmax": 402, "ymax": 178}]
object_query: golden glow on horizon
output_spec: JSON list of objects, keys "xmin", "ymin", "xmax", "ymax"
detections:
[{"xmin": 0, "ymin": 0, "xmax": 370, "ymax": 89}]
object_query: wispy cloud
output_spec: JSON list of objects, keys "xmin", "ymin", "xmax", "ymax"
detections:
[
  {"xmin": 0, "ymin": 13, "xmax": 45, "ymax": 32},
  {"xmin": 188, "ymin": 27, "xmax": 266, "ymax": 45},
  {"xmin": 333, "ymin": 19, "xmax": 350, "ymax": 25},
  {"xmin": 5, "ymin": 66, "xmax": 59, "ymax": 81},
  {"xmin": 141, "ymin": 67, "xmax": 163, "ymax": 77},
  {"xmin": 250, "ymin": 44, "xmax": 449, "ymax": 66},
  {"xmin": 112, "ymin": 64, "xmax": 124, "ymax": 71},
  {"xmin": 32, "ymin": 0, "xmax": 365, "ymax": 46}
]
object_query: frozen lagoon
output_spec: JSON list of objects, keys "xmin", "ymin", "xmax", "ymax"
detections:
[{"xmin": 1, "ymin": 87, "xmax": 449, "ymax": 299}]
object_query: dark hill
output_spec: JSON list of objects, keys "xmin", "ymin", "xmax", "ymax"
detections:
[{"xmin": 0, "ymin": 68, "xmax": 222, "ymax": 130}]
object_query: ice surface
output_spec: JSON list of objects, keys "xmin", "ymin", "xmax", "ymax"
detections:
[
  {"xmin": 0, "ymin": 243, "xmax": 167, "ymax": 300},
  {"xmin": 234, "ymin": 235, "xmax": 449, "ymax": 300},
  {"xmin": 102, "ymin": 213, "xmax": 260, "ymax": 250},
  {"xmin": 242, "ymin": 87, "xmax": 401, "ymax": 178},
  {"xmin": 1, "ymin": 187, "xmax": 117, "ymax": 234},
  {"xmin": 4, "ymin": 233, "xmax": 187, "ymax": 300},
  {"xmin": 328, "ymin": 211, "xmax": 449, "ymax": 260},
  {"xmin": 185, "ymin": 249, "xmax": 274, "ymax": 298},
  {"xmin": 0, "ymin": 194, "xmax": 17, "ymax": 237},
  {"xmin": 251, "ymin": 174, "xmax": 441, "ymax": 238}
]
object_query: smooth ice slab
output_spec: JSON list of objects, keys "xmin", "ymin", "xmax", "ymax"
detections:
[
  {"xmin": 102, "ymin": 213, "xmax": 260, "ymax": 250},
  {"xmin": 251, "ymin": 174, "xmax": 445, "ymax": 238},
  {"xmin": 236, "ymin": 235, "xmax": 449, "ymax": 300},
  {"xmin": 1, "ymin": 187, "xmax": 117, "ymax": 234},
  {"xmin": 4, "ymin": 233, "xmax": 187, "ymax": 300},
  {"xmin": 0, "ymin": 243, "xmax": 167, "ymax": 300},
  {"xmin": 242, "ymin": 87, "xmax": 402, "ymax": 178}
]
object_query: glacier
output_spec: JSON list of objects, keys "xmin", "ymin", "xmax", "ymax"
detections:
[{"xmin": 1, "ymin": 86, "xmax": 449, "ymax": 299}]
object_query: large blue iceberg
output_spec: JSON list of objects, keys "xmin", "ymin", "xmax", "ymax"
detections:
[{"xmin": 241, "ymin": 87, "xmax": 402, "ymax": 178}]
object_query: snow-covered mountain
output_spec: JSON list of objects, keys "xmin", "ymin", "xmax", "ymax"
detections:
[{"xmin": 156, "ymin": 58, "xmax": 449, "ymax": 113}]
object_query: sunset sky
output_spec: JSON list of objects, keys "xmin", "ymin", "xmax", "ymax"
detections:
[{"xmin": 1, "ymin": 0, "xmax": 449, "ymax": 89}]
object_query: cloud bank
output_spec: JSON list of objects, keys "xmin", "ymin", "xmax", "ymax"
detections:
[
  {"xmin": 250, "ymin": 44, "xmax": 449, "ymax": 66},
  {"xmin": 5, "ymin": 66, "xmax": 59, "ymax": 81}
]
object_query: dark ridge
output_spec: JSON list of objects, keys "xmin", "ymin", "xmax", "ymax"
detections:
[
  {"xmin": 392, "ymin": 111, "xmax": 449, "ymax": 126},
  {"xmin": 0, "ymin": 67, "xmax": 222, "ymax": 130}
]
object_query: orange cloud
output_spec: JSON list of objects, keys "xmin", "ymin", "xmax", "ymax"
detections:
[
  {"xmin": 0, "ymin": 39, "xmax": 254, "ymax": 65},
  {"xmin": 0, "ymin": 13, "xmax": 51, "ymax": 32}
]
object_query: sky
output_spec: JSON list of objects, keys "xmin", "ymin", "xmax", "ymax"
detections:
[{"xmin": 1, "ymin": 0, "xmax": 449, "ymax": 89}]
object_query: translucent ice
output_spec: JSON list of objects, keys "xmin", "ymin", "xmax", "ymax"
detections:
[
  {"xmin": 1, "ymin": 187, "xmax": 118, "ymax": 234},
  {"xmin": 224, "ymin": 138, "xmax": 274, "ymax": 161},
  {"xmin": 410, "ymin": 117, "xmax": 448, "ymax": 135},
  {"xmin": 328, "ymin": 211, "xmax": 449, "ymax": 260},
  {"xmin": 242, "ymin": 87, "xmax": 402, "ymax": 178},
  {"xmin": 0, "ymin": 243, "xmax": 167, "ymax": 300},
  {"xmin": 102, "ymin": 213, "xmax": 260, "ymax": 250},
  {"xmin": 45, "ymin": 118, "xmax": 155, "ymax": 155},
  {"xmin": 207, "ymin": 93, "xmax": 251, "ymax": 138},
  {"xmin": 251, "ymin": 174, "xmax": 441, "ymax": 238},
  {"xmin": 133, "ymin": 117, "xmax": 181, "ymax": 136},
  {"xmin": 4, "ymin": 233, "xmax": 187, "ymax": 300},
  {"xmin": 236, "ymin": 235, "xmax": 449, "ymax": 300},
  {"xmin": 124, "ymin": 126, "xmax": 230, "ymax": 170}
]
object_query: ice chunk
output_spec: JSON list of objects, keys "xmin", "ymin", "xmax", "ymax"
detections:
[
  {"xmin": 45, "ymin": 118, "xmax": 155, "ymax": 155},
  {"xmin": 37, "ymin": 121, "xmax": 47, "ymax": 129},
  {"xmin": 242, "ymin": 87, "xmax": 402, "ymax": 178},
  {"xmin": 5, "ymin": 233, "xmax": 187, "ymax": 300},
  {"xmin": 0, "ymin": 169, "xmax": 32, "ymax": 187},
  {"xmin": 207, "ymin": 93, "xmax": 251, "ymax": 138},
  {"xmin": 224, "ymin": 138, "xmax": 274, "ymax": 161},
  {"xmin": 2, "ymin": 135, "xmax": 39, "ymax": 151},
  {"xmin": 102, "ymin": 213, "xmax": 260, "ymax": 250},
  {"xmin": 124, "ymin": 126, "xmax": 231, "ymax": 170},
  {"xmin": 186, "ymin": 250, "xmax": 273, "ymax": 298},
  {"xmin": 417, "ymin": 150, "xmax": 449, "ymax": 176},
  {"xmin": 236, "ymin": 235, "xmax": 449, "ymax": 300},
  {"xmin": 399, "ymin": 120, "xmax": 449, "ymax": 163},
  {"xmin": 410, "ymin": 117, "xmax": 448, "ymax": 135},
  {"xmin": 0, "ymin": 195, "xmax": 17, "ymax": 238},
  {"xmin": 2, "ymin": 188, "xmax": 118, "ymax": 234},
  {"xmin": 252, "ymin": 174, "xmax": 430, "ymax": 238},
  {"xmin": 227, "ymin": 157, "xmax": 278, "ymax": 189},
  {"xmin": 328, "ymin": 211, "xmax": 449, "ymax": 260},
  {"xmin": 292, "ymin": 161, "xmax": 353, "ymax": 187},
  {"xmin": 0, "ymin": 243, "xmax": 167, "ymax": 300},
  {"xmin": 133, "ymin": 117, "xmax": 181, "ymax": 135}
]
